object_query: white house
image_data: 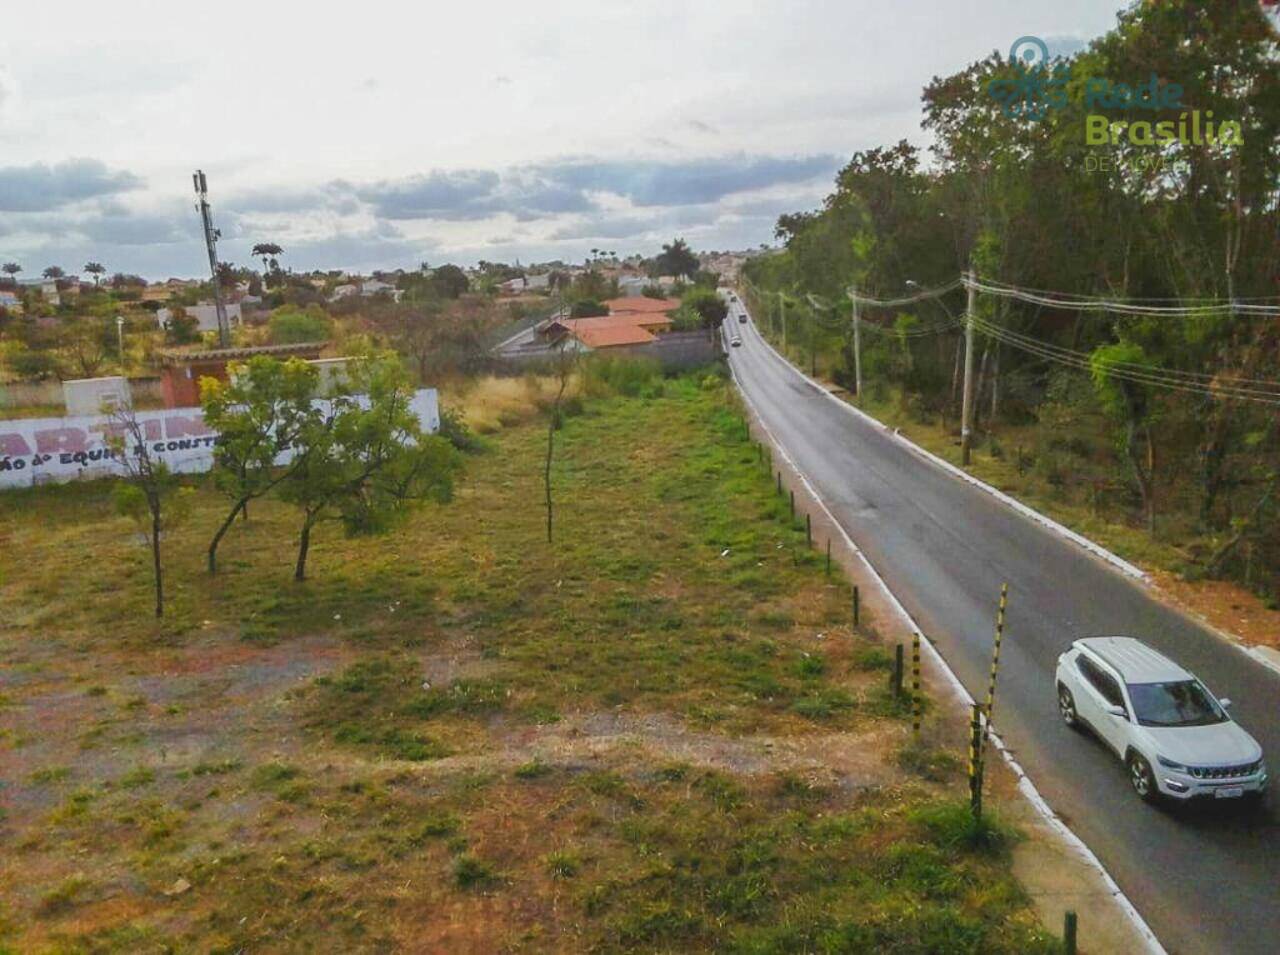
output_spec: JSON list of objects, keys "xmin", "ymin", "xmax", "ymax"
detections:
[
  {"xmin": 361, "ymin": 279, "xmax": 403, "ymax": 301},
  {"xmin": 155, "ymin": 302, "xmax": 243, "ymax": 334}
]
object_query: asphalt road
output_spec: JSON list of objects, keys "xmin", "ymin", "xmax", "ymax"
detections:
[{"xmin": 723, "ymin": 308, "xmax": 1280, "ymax": 955}]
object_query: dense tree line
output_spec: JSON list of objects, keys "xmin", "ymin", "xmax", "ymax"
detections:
[{"xmin": 743, "ymin": 1, "xmax": 1280, "ymax": 598}]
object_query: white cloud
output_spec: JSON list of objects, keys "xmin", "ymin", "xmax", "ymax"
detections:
[{"xmin": 0, "ymin": 0, "xmax": 1123, "ymax": 275}]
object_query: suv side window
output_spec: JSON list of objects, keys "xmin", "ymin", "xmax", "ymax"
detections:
[{"xmin": 1077, "ymin": 655, "xmax": 1126, "ymax": 710}]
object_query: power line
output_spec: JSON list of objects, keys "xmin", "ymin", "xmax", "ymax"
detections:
[
  {"xmin": 967, "ymin": 276, "xmax": 1280, "ymax": 318},
  {"xmin": 969, "ymin": 315, "xmax": 1280, "ymax": 405},
  {"xmin": 846, "ymin": 279, "xmax": 964, "ymax": 309},
  {"xmin": 969, "ymin": 315, "xmax": 1280, "ymax": 389}
]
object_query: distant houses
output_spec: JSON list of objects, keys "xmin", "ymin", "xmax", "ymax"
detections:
[
  {"xmin": 535, "ymin": 297, "xmax": 680, "ymax": 352},
  {"xmin": 329, "ymin": 278, "xmax": 403, "ymax": 303},
  {"xmin": 155, "ymin": 302, "xmax": 244, "ymax": 334}
]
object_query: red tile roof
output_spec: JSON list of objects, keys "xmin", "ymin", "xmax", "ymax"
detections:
[
  {"xmin": 571, "ymin": 323, "xmax": 655, "ymax": 348},
  {"xmin": 604, "ymin": 296, "xmax": 680, "ymax": 315}
]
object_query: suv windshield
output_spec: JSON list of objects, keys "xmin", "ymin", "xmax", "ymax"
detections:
[{"xmin": 1127, "ymin": 681, "xmax": 1226, "ymax": 727}]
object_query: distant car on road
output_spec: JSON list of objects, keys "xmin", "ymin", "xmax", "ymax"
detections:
[
  {"xmin": 730, "ymin": 336, "xmax": 742, "ymax": 347},
  {"xmin": 1055, "ymin": 637, "xmax": 1267, "ymax": 804},
  {"xmin": 738, "ymin": 313, "xmax": 748, "ymax": 323}
]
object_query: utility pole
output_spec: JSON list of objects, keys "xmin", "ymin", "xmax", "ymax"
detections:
[
  {"xmin": 780, "ymin": 293, "xmax": 787, "ymax": 351},
  {"xmin": 850, "ymin": 285, "xmax": 862, "ymax": 403},
  {"xmin": 960, "ymin": 265, "xmax": 977, "ymax": 465},
  {"xmin": 810, "ymin": 306, "xmax": 817, "ymax": 376},
  {"xmin": 193, "ymin": 170, "xmax": 231, "ymax": 348}
]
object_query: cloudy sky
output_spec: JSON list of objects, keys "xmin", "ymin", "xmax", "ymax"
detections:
[{"xmin": 0, "ymin": 1, "xmax": 1122, "ymax": 279}]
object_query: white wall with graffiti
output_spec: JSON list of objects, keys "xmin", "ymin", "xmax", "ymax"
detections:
[{"xmin": 0, "ymin": 390, "xmax": 439, "ymax": 491}]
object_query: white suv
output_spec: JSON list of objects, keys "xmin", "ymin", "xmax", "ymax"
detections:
[{"xmin": 1055, "ymin": 637, "xmax": 1267, "ymax": 804}]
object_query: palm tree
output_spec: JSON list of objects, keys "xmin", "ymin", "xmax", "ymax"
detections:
[
  {"xmin": 251, "ymin": 242, "xmax": 283, "ymax": 275},
  {"xmin": 42, "ymin": 265, "xmax": 65, "ymax": 280},
  {"xmin": 1, "ymin": 262, "xmax": 20, "ymax": 287},
  {"xmin": 84, "ymin": 262, "xmax": 106, "ymax": 286}
]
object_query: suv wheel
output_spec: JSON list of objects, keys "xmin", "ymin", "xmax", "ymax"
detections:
[
  {"xmin": 1128, "ymin": 752, "xmax": 1157, "ymax": 802},
  {"xmin": 1057, "ymin": 684, "xmax": 1079, "ymax": 729}
]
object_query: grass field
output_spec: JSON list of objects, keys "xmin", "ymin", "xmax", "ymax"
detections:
[{"xmin": 0, "ymin": 373, "xmax": 1055, "ymax": 953}]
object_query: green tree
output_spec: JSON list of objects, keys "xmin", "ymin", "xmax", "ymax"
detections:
[
  {"xmin": 1090, "ymin": 342, "xmax": 1158, "ymax": 534},
  {"xmin": 2, "ymin": 262, "xmax": 23, "ymax": 286},
  {"xmin": 199, "ymin": 357, "xmax": 322, "ymax": 574},
  {"xmin": 268, "ymin": 306, "xmax": 333, "ymax": 344},
  {"xmin": 278, "ymin": 354, "xmax": 458, "ymax": 580},
  {"xmin": 569, "ymin": 299, "xmax": 608, "ymax": 318},
  {"xmin": 42, "ymin": 265, "xmax": 65, "ymax": 280},
  {"xmin": 430, "ymin": 264, "xmax": 470, "ymax": 299},
  {"xmin": 83, "ymin": 262, "xmax": 106, "ymax": 286},
  {"xmin": 654, "ymin": 238, "xmax": 699, "ymax": 279},
  {"xmin": 673, "ymin": 286, "xmax": 728, "ymax": 330}
]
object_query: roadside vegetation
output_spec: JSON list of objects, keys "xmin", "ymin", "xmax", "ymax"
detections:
[
  {"xmin": 741, "ymin": 1, "xmax": 1280, "ymax": 616},
  {"xmin": 0, "ymin": 366, "xmax": 1054, "ymax": 952}
]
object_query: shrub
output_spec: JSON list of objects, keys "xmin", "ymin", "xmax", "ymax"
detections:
[
  {"xmin": 438, "ymin": 406, "xmax": 483, "ymax": 453},
  {"xmin": 569, "ymin": 299, "xmax": 608, "ymax": 318},
  {"xmin": 268, "ymin": 305, "xmax": 333, "ymax": 344}
]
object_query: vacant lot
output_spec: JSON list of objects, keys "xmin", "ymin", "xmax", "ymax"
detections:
[{"xmin": 0, "ymin": 375, "xmax": 1054, "ymax": 953}]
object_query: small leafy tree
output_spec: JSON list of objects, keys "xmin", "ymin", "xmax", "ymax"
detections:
[
  {"xmin": 106, "ymin": 403, "xmax": 194, "ymax": 618},
  {"xmin": 164, "ymin": 307, "xmax": 201, "ymax": 345},
  {"xmin": 200, "ymin": 357, "xmax": 321, "ymax": 574},
  {"xmin": 1091, "ymin": 342, "xmax": 1157, "ymax": 534},
  {"xmin": 279, "ymin": 354, "xmax": 458, "ymax": 581},
  {"xmin": 84, "ymin": 262, "xmax": 106, "ymax": 286},
  {"xmin": 672, "ymin": 286, "xmax": 727, "ymax": 330}
]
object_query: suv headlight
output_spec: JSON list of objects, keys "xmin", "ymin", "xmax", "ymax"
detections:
[{"xmin": 1156, "ymin": 755, "xmax": 1187, "ymax": 771}]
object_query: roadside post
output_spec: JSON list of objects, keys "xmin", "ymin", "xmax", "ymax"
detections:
[
  {"xmin": 852, "ymin": 586, "xmax": 860, "ymax": 627},
  {"xmin": 968, "ymin": 703, "xmax": 984, "ymax": 819},
  {"xmin": 911, "ymin": 633, "xmax": 922, "ymax": 738},
  {"xmin": 1064, "ymin": 911, "xmax": 1078, "ymax": 955},
  {"xmin": 983, "ymin": 583, "xmax": 1009, "ymax": 743},
  {"xmin": 806, "ymin": 513, "xmax": 812, "ymax": 546},
  {"xmin": 825, "ymin": 539, "xmax": 831, "ymax": 576}
]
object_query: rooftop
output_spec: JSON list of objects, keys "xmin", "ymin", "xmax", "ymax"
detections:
[
  {"xmin": 158, "ymin": 341, "xmax": 328, "ymax": 365},
  {"xmin": 1079, "ymin": 637, "xmax": 1191, "ymax": 683},
  {"xmin": 568, "ymin": 323, "xmax": 656, "ymax": 348},
  {"xmin": 604, "ymin": 296, "xmax": 680, "ymax": 315}
]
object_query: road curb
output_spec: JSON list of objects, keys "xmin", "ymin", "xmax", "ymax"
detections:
[
  {"xmin": 727, "ymin": 348, "xmax": 1168, "ymax": 955},
  {"xmin": 740, "ymin": 317, "xmax": 1148, "ymax": 582}
]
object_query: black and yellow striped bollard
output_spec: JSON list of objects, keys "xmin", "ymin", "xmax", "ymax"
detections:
[{"xmin": 911, "ymin": 632, "xmax": 922, "ymax": 738}]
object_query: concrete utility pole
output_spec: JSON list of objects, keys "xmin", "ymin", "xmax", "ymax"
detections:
[
  {"xmin": 810, "ymin": 307, "xmax": 817, "ymax": 376},
  {"xmin": 780, "ymin": 293, "xmax": 787, "ymax": 351},
  {"xmin": 850, "ymin": 285, "xmax": 862, "ymax": 403},
  {"xmin": 960, "ymin": 265, "xmax": 977, "ymax": 465},
  {"xmin": 193, "ymin": 170, "xmax": 231, "ymax": 348}
]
